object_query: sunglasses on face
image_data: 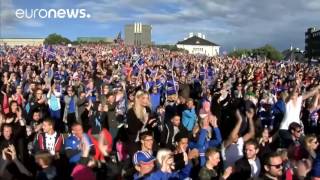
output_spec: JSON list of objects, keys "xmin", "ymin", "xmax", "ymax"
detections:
[{"xmin": 295, "ymin": 129, "xmax": 302, "ymax": 133}]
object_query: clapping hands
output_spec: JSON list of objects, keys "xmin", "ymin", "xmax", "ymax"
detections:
[
  {"xmin": 209, "ymin": 115, "xmax": 218, "ymax": 128},
  {"xmin": 2, "ymin": 144, "xmax": 17, "ymax": 161}
]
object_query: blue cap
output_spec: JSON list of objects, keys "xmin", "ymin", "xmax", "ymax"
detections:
[{"xmin": 133, "ymin": 151, "xmax": 155, "ymax": 165}]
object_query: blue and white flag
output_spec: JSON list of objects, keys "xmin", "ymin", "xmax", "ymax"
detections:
[{"xmin": 42, "ymin": 45, "xmax": 56, "ymax": 60}]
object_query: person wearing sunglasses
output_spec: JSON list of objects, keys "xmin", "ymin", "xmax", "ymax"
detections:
[
  {"xmin": 281, "ymin": 122, "xmax": 303, "ymax": 149},
  {"xmin": 261, "ymin": 152, "xmax": 283, "ymax": 180},
  {"xmin": 304, "ymin": 134, "xmax": 319, "ymax": 161}
]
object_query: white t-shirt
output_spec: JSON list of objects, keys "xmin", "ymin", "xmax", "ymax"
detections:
[
  {"xmin": 248, "ymin": 158, "xmax": 261, "ymax": 178},
  {"xmin": 280, "ymin": 96, "xmax": 303, "ymax": 130},
  {"xmin": 222, "ymin": 137, "xmax": 244, "ymax": 169},
  {"xmin": 45, "ymin": 132, "xmax": 57, "ymax": 155}
]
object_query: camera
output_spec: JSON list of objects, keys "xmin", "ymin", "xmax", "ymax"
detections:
[{"xmin": 147, "ymin": 113, "xmax": 161, "ymax": 129}]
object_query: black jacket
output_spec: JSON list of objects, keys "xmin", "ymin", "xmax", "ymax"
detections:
[
  {"xmin": 160, "ymin": 121, "xmax": 188, "ymax": 150},
  {"xmin": 126, "ymin": 107, "xmax": 151, "ymax": 156}
]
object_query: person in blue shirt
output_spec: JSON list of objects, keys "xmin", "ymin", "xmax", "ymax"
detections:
[
  {"xmin": 132, "ymin": 151, "xmax": 156, "ymax": 180},
  {"xmin": 47, "ymin": 83, "xmax": 62, "ymax": 130},
  {"xmin": 65, "ymin": 123, "xmax": 94, "ymax": 164},
  {"xmin": 182, "ymin": 98, "xmax": 197, "ymax": 132},
  {"xmin": 148, "ymin": 148, "xmax": 192, "ymax": 180},
  {"xmin": 190, "ymin": 115, "xmax": 222, "ymax": 167},
  {"xmin": 150, "ymin": 87, "xmax": 161, "ymax": 113},
  {"xmin": 271, "ymin": 92, "xmax": 286, "ymax": 132}
]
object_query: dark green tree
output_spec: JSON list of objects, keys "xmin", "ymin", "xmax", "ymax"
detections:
[
  {"xmin": 228, "ymin": 44, "xmax": 283, "ymax": 61},
  {"xmin": 44, "ymin": 33, "xmax": 71, "ymax": 45},
  {"xmin": 256, "ymin": 44, "xmax": 283, "ymax": 61}
]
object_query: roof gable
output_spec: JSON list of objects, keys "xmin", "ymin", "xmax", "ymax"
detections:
[{"xmin": 177, "ymin": 36, "xmax": 219, "ymax": 46}]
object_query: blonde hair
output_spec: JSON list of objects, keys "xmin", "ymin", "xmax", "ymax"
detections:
[
  {"xmin": 304, "ymin": 134, "xmax": 318, "ymax": 150},
  {"xmin": 276, "ymin": 148, "xmax": 288, "ymax": 161},
  {"xmin": 133, "ymin": 90, "xmax": 150, "ymax": 122},
  {"xmin": 156, "ymin": 149, "xmax": 172, "ymax": 166}
]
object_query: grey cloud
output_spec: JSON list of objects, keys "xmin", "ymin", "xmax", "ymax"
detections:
[
  {"xmin": 5, "ymin": 0, "xmax": 319, "ymax": 51},
  {"xmin": 0, "ymin": 0, "xmax": 18, "ymax": 33}
]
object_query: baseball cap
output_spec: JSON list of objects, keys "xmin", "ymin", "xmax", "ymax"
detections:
[{"xmin": 133, "ymin": 151, "xmax": 155, "ymax": 165}]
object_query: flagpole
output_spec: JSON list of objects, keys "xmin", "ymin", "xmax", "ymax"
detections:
[{"xmin": 171, "ymin": 58, "xmax": 178, "ymax": 97}]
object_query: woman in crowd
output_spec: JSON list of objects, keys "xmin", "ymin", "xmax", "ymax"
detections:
[
  {"xmin": 126, "ymin": 90, "xmax": 156, "ymax": 156},
  {"xmin": 257, "ymin": 127, "xmax": 273, "ymax": 161},
  {"xmin": 303, "ymin": 134, "xmax": 319, "ymax": 161}
]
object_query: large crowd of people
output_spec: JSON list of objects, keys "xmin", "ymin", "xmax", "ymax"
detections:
[{"xmin": 0, "ymin": 43, "xmax": 320, "ymax": 180}]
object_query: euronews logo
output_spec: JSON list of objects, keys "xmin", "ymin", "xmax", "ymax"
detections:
[{"xmin": 15, "ymin": 9, "xmax": 91, "ymax": 19}]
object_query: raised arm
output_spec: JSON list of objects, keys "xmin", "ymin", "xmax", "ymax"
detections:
[
  {"xmin": 224, "ymin": 110, "xmax": 243, "ymax": 148},
  {"xmin": 208, "ymin": 115, "xmax": 222, "ymax": 147},
  {"xmin": 302, "ymin": 85, "xmax": 320, "ymax": 101},
  {"xmin": 243, "ymin": 109, "xmax": 255, "ymax": 142},
  {"xmin": 309, "ymin": 93, "xmax": 320, "ymax": 112},
  {"xmin": 317, "ymin": 93, "xmax": 320, "ymax": 109},
  {"xmin": 8, "ymin": 145, "xmax": 32, "ymax": 177}
]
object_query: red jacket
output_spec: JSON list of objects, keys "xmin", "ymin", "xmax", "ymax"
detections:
[{"xmin": 36, "ymin": 132, "xmax": 64, "ymax": 154}]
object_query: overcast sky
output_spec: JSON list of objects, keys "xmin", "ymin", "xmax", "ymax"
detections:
[{"xmin": 1, "ymin": 0, "xmax": 320, "ymax": 52}]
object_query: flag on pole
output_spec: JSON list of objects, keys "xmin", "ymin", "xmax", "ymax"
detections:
[{"xmin": 42, "ymin": 45, "xmax": 56, "ymax": 60}]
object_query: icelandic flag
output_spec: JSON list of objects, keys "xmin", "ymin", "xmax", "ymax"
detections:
[
  {"xmin": 132, "ymin": 57, "xmax": 144, "ymax": 76},
  {"xmin": 165, "ymin": 77, "xmax": 179, "ymax": 96},
  {"xmin": 42, "ymin": 45, "xmax": 56, "ymax": 61},
  {"xmin": 67, "ymin": 47, "xmax": 75, "ymax": 56},
  {"xmin": 156, "ymin": 79, "xmax": 164, "ymax": 90},
  {"xmin": 144, "ymin": 81, "xmax": 155, "ymax": 91}
]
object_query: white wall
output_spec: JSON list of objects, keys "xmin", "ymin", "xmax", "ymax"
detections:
[
  {"xmin": 0, "ymin": 39, "xmax": 44, "ymax": 46},
  {"xmin": 177, "ymin": 44, "xmax": 220, "ymax": 56}
]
